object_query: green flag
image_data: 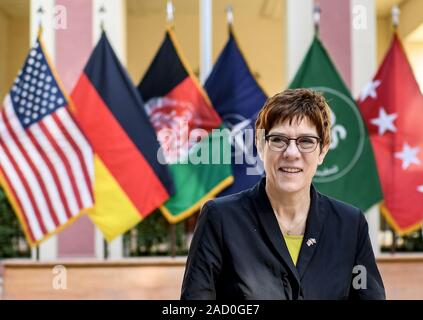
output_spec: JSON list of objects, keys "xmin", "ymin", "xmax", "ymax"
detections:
[{"xmin": 289, "ymin": 35, "xmax": 382, "ymax": 211}]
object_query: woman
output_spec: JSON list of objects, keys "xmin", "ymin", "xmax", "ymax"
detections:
[{"xmin": 181, "ymin": 89, "xmax": 385, "ymax": 300}]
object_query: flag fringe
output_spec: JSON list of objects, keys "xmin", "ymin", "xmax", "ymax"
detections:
[
  {"xmin": 380, "ymin": 202, "xmax": 423, "ymax": 237},
  {"xmin": 160, "ymin": 175, "xmax": 234, "ymax": 224}
]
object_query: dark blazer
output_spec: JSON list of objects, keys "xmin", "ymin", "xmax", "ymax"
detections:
[{"xmin": 181, "ymin": 178, "xmax": 385, "ymax": 300}]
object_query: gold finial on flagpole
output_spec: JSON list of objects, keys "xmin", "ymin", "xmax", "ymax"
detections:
[
  {"xmin": 391, "ymin": 5, "xmax": 400, "ymax": 32},
  {"xmin": 167, "ymin": 0, "xmax": 175, "ymax": 29},
  {"xmin": 313, "ymin": 3, "xmax": 321, "ymax": 36},
  {"xmin": 99, "ymin": 5, "xmax": 106, "ymax": 31},
  {"xmin": 36, "ymin": 6, "xmax": 44, "ymax": 36},
  {"xmin": 225, "ymin": 4, "xmax": 234, "ymax": 33}
]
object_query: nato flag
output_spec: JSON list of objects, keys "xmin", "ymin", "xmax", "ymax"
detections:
[{"xmin": 205, "ymin": 30, "xmax": 267, "ymax": 196}]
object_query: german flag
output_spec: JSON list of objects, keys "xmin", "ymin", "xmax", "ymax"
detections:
[
  {"xmin": 71, "ymin": 32, "xmax": 174, "ymax": 241},
  {"xmin": 138, "ymin": 28, "xmax": 233, "ymax": 223}
]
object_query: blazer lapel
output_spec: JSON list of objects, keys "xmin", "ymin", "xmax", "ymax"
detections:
[
  {"xmin": 250, "ymin": 178, "xmax": 301, "ymax": 283},
  {"xmin": 296, "ymin": 184, "xmax": 327, "ymax": 279}
]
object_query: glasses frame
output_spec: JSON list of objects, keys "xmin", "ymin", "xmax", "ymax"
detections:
[{"xmin": 264, "ymin": 134, "xmax": 322, "ymax": 153}]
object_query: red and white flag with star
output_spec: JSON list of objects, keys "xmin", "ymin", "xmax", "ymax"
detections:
[{"xmin": 358, "ymin": 33, "xmax": 423, "ymax": 235}]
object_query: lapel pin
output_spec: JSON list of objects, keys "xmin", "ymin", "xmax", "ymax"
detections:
[{"xmin": 306, "ymin": 238, "xmax": 317, "ymax": 247}]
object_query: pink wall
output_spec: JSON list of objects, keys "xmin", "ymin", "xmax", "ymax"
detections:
[
  {"xmin": 55, "ymin": 0, "xmax": 93, "ymax": 91},
  {"xmin": 317, "ymin": 0, "xmax": 352, "ymax": 90},
  {"xmin": 55, "ymin": 0, "xmax": 95, "ymax": 258}
]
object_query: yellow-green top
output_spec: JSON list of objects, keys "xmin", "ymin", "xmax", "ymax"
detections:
[{"xmin": 284, "ymin": 235, "xmax": 304, "ymax": 266}]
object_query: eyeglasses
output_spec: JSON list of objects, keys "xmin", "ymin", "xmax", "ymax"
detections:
[{"xmin": 265, "ymin": 134, "xmax": 321, "ymax": 153}]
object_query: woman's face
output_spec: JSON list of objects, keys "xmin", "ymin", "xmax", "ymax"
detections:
[{"xmin": 261, "ymin": 117, "xmax": 329, "ymax": 195}]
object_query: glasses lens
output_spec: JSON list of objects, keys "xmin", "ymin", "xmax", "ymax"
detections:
[
  {"xmin": 268, "ymin": 135, "xmax": 288, "ymax": 151},
  {"xmin": 297, "ymin": 136, "xmax": 318, "ymax": 152}
]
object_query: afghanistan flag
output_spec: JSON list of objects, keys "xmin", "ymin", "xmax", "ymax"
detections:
[
  {"xmin": 138, "ymin": 28, "xmax": 233, "ymax": 223},
  {"xmin": 289, "ymin": 35, "xmax": 383, "ymax": 211},
  {"xmin": 205, "ymin": 28, "xmax": 267, "ymax": 196},
  {"xmin": 358, "ymin": 33, "xmax": 423, "ymax": 235},
  {"xmin": 72, "ymin": 32, "xmax": 174, "ymax": 241}
]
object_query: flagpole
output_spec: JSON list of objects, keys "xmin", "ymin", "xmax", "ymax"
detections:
[
  {"xmin": 34, "ymin": 5, "xmax": 43, "ymax": 263},
  {"xmin": 160, "ymin": 0, "xmax": 177, "ymax": 250},
  {"xmin": 36, "ymin": 246, "xmax": 40, "ymax": 261},
  {"xmin": 390, "ymin": 5, "xmax": 400, "ymax": 255},
  {"xmin": 166, "ymin": 0, "xmax": 175, "ymax": 29},
  {"xmin": 225, "ymin": 4, "xmax": 234, "ymax": 33},
  {"xmin": 390, "ymin": 228, "xmax": 397, "ymax": 254},
  {"xmin": 170, "ymin": 224, "xmax": 176, "ymax": 257},
  {"xmin": 103, "ymin": 239, "xmax": 109, "ymax": 260},
  {"xmin": 391, "ymin": 5, "xmax": 400, "ymax": 32},
  {"xmin": 313, "ymin": 3, "xmax": 321, "ymax": 36}
]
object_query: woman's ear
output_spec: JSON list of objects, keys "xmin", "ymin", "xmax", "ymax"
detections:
[{"xmin": 318, "ymin": 144, "xmax": 329, "ymax": 165}]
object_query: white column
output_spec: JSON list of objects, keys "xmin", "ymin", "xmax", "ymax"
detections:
[
  {"xmin": 364, "ymin": 205, "xmax": 381, "ymax": 256},
  {"xmin": 30, "ymin": 0, "xmax": 57, "ymax": 261},
  {"xmin": 108, "ymin": 235, "xmax": 123, "ymax": 259},
  {"xmin": 92, "ymin": 0, "xmax": 127, "ymax": 259},
  {"xmin": 350, "ymin": 0, "xmax": 380, "ymax": 256},
  {"xmin": 95, "ymin": 227, "xmax": 122, "ymax": 260},
  {"xmin": 351, "ymin": 0, "xmax": 377, "ymax": 97},
  {"xmin": 199, "ymin": 0, "xmax": 212, "ymax": 84},
  {"xmin": 285, "ymin": 0, "xmax": 314, "ymax": 84},
  {"xmin": 94, "ymin": 228, "xmax": 105, "ymax": 259}
]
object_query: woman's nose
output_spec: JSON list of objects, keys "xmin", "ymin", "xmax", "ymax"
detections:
[{"xmin": 283, "ymin": 140, "xmax": 301, "ymax": 158}]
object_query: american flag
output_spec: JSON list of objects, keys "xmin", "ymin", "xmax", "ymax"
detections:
[{"xmin": 0, "ymin": 36, "xmax": 94, "ymax": 246}]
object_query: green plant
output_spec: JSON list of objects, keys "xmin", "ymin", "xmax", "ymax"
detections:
[
  {"xmin": 0, "ymin": 188, "xmax": 30, "ymax": 258},
  {"xmin": 123, "ymin": 210, "xmax": 188, "ymax": 257},
  {"xmin": 401, "ymin": 231, "xmax": 423, "ymax": 252}
]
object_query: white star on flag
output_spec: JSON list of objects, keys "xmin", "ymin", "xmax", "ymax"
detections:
[
  {"xmin": 394, "ymin": 143, "xmax": 421, "ymax": 170},
  {"xmin": 370, "ymin": 107, "xmax": 398, "ymax": 136},
  {"xmin": 359, "ymin": 80, "xmax": 381, "ymax": 102},
  {"xmin": 418, "ymin": 185, "xmax": 423, "ymax": 193}
]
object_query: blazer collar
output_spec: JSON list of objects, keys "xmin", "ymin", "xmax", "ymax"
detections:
[
  {"xmin": 250, "ymin": 177, "xmax": 327, "ymax": 282},
  {"xmin": 296, "ymin": 182, "xmax": 326, "ymax": 279}
]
